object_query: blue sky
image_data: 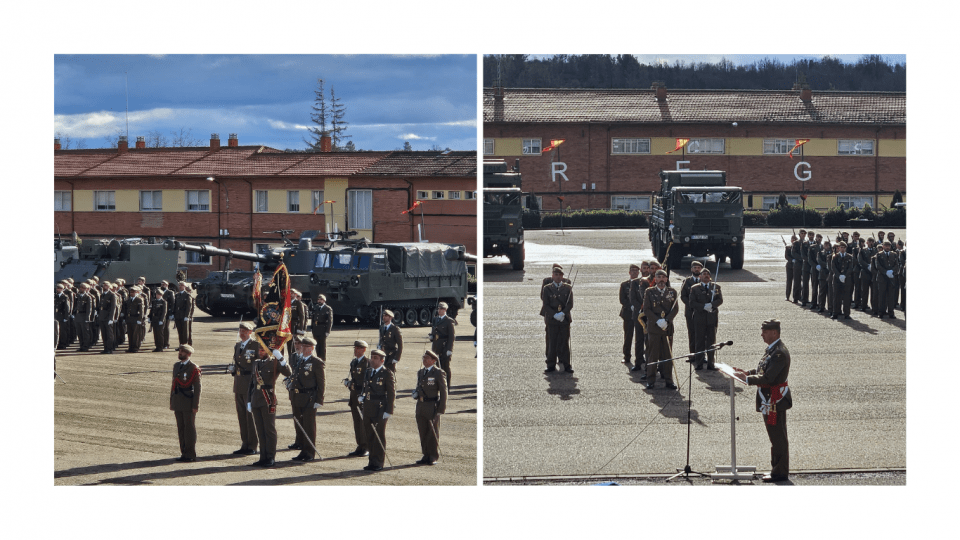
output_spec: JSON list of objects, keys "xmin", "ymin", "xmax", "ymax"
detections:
[{"xmin": 54, "ymin": 54, "xmax": 477, "ymax": 151}]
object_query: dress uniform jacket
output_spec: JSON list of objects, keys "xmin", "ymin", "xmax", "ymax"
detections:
[
  {"xmin": 149, "ymin": 297, "xmax": 167, "ymax": 350},
  {"xmin": 311, "ymin": 302, "xmax": 333, "ymax": 359},
  {"xmin": 539, "ymin": 276, "xmax": 571, "ymax": 316},
  {"xmin": 170, "ymin": 359, "xmax": 202, "ymax": 460},
  {"xmin": 790, "ymin": 239, "xmax": 803, "ymax": 301},
  {"xmin": 689, "ymin": 282, "xmax": 722, "ymax": 367},
  {"xmin": 830, "ymin": 252, "xmax": 856, "ymax": 316},
  {"xmin": 541, "ymin": 281, "xmax": 573, "ymax": 369},
  {"xmin": 174, "ymin": 290, "xmax": 195, "ymax": 345},
  {"xmin": 379, "ymin": 323, "xmax": 403, "ymax": 369},
  {"xmin": 642, "ymin": 284, "xmax": 679, "ymax": 383},
  {"xmin": 162, "ymin": 288, "xmax": 176, "ymax": 348},
  {"xmin": 348, "ymin": 354, "xmax": 370, "ymax": 451},
  {"xmin": 247, "ymin": 354, "xmax": 292, "ymax": 460},
  {"xmin": 75, "ymin": 292, "xmax": 96, "ymax": 349},
  {"xmin": 619, "ymin": 278, "xmax": 636, "ymax": 361},
  {"xmin": 231, "ymin": 338, "xmax": 261, "ymax": 451},
  {"xmin": 55, "ymin": 292, "xmax": 72, "ymax": 348},
  {"xmin": 126, "ymin": 294, "xmax": 146, "ymax": 351},
  {"xmin": 875, "ymin": 249, "xmax": 900, "ymax": 316},
  {"xmin": 745, "ymin": 339, "xmax": 792, "ymax": 479},
  {"xmin": 680, "ymin": 275, "xmax": 700, "ymax": 355},
  {"xmin": 784, "ymin": 245, "xmax": 794, "ymax": 300},
  {"xmin": 361, "ymin": 366, "xmax": 396, "ymax": 468},
  {"xmin": 431, "ymin": 315, "xmax": 457, "ymax": 386},
  {"xmin": 287, "ymin": 352, "xmax": 325, "ymax": 458},
  {"xmin": 415, "ymin": 365, "xmax": 448, "ymax": 463},
  {"xmin": 628, "ymin": 277, "xmax": 648, "ymax": 364}
]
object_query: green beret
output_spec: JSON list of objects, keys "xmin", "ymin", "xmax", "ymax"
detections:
[{"xmin": 761, "ymin": 319, "xmax": 781, "ymax": 331}]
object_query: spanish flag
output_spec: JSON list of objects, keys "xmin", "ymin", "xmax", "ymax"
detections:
[
  {"xmin": 666, "ymin": 138, "xmax": 690, "ymax": 154},
  {"xmin": 402, "ymin": 200, "xmax": 423, "ymax": 215},
  {"xmin": 541, "ymin": 139, "xmax": 566, "ymax": 153},
  {"xmin": 788, "ymin": 139, "xmax": 810, "ymax": 159},
  {"xmin": 313, "ymin": 200, "xmax": 336, "ymax": 215}
]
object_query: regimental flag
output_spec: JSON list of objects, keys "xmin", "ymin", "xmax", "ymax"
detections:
[
  {"xmin": 402, "ymin": 200, "xmax": 423, "ymax": 214},
  {"xmin": 788, "ymin": 139, "xmax": 810, "ymax": 159},
  {"xmin": 542, "ymin": 139, "xmax": 566, "ymax": 153},
  {"xmin": 253, "ymin": 262, "xmax": 292, "ymax": 352},
  {"xmin": 252, "ymin": 271, "xmax": 263, "ymax": 312},
  {"xmin": 666, "ymin": 138, "xmax": 690, "ymax": 154},
  {"xmin": 313, "ymin": 200, "xmax": 336, "ymax": 215}
]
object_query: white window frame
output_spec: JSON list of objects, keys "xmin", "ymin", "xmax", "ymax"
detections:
[
  {"xmin": 255, "ymin": 190, "xmax": 269, "ymax": 213},
  {"xmin": 311, "ymin": 190, "xmax": 325, "ymax": 214},
  {"xmin": 483, "ymin": 139, "xmax": 495, "ymax": 155},
  {"xmin": 433, "ymin": 191, "xmax": 445, "ymax": 200},
  {"xmin": 837, "ymin": 196, "xmax": 874, "ymax": 209},
  {"xmin": 611, "ymin": 138, "xmax": 651, "ymax": 155},
  {"xmin": 838, "ymin": 139, "xmax": 874, "ymax": 155},
  {"xmin": 55, "ymin": 191, "xmax": 72, "ymax": 212},
  {"xmin": 611, "ymin": 195, "xmax": 651, "ymax": 211},
  {"xmin": 139, "ymin": 190, "xmax": 162, "ymax": 212},
  {"xmin": 94, "ymin": 190, "xmax": 115, "ymax": 211},
  {"xmin": 185, "ymin": 242, "xmax": 212, "ymax": 265},
  {"xmin": 763, "ymin": 139, "xmax": 797, "ymax": 155},
  {"xmin": 417, "ymin": 190, "xmax": 429, "ymax": 200},
  {"xmin": 348, "ymin": 189, "xmax": 373, "ymax": 230},
  {"xmin": 449, "ymin": 191, "xmax": 461, "ymax": 200},
  {"xmin": 185, "ymin": 190, "xmax": 210, "ymax": 212},
  {"xmin": 522, "ymin": 138, "xmax": 542, "ymax": 155},
  {"xmin": 687, "ymin": 138, "xmax": 725, "ymax": 154},
  {"xmin": 465, "ymin": 191, "xmax": 476, "ymax": 200},
  {"xmin": 762, "ymin": 196, "xmax": 801, "ymax": 209},
  {"xmin": 287, "ymin": 190, "xmax": 300, "ymax": 213}
]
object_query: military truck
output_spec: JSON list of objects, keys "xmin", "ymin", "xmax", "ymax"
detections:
[
  {"xmin": 483, "ymin": 159, "xmax": 529, "ymax": 271},
  {"xmin": 55, "ymin": 236, "xmax": 180, "ymax": 286},
  {"xmin": 648, "ymin": 169, "xmax": 745, "ymax": 270}
]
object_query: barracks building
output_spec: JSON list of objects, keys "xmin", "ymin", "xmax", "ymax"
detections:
[
  {"xmin": 54, "ymin": 133, "xmax": 478, "ymax": 278},
  {"xmin": 482, "ymin": 85, "xmax": 905, "ymax": 213}
]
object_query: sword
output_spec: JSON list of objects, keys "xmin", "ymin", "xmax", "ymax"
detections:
[
  {"xmin": 357, "ymin": 407, "xmax": 393, "ymax": 469},
  {"xmin": 291, "ymin": 412, "xmax": 322, "ymax": 460},
  {"xmin": 54, "ymin": 370, "xmax": 67, "ymax": 384}
]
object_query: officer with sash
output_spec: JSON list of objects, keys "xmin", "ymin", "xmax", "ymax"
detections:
[
  {"xmin": 642, "ymin": 269, "xmax": 679, "ymax": 389},
  {"xmin": 170, "ymin": 344, "xmax": 202, "ymax": 462}
]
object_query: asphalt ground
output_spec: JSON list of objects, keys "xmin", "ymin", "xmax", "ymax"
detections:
[
  {"xmin": 53, "ymin": 305, "xmax": 477, "ymax": 486},
  {"xmin": 482, "ymin": 228, "xmax": 906, "ymax": 484}
]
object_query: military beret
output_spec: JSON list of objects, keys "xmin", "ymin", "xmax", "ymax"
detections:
[
  {"xmin": 838, "ymin": 241, "xmax": 847, "ymax": 248},
  {"xmin": 438, "ymin": 302, "xmax": 449, "ymax": 309},
  {"xmin": 291, "ymin": 289, "xmax": 300, "ymax": 296},
  {"xmin": 178, "ymin": 344, "xmax": 195, "ymax": 354},
  {"xmin": 301, "ymin": 337, "xmax": 317, "ymax": 346},
  {"xmin": 317, "ymin": 294, "xmax": 326, "ymax": 302},
  {"xmin": 161, "ymin": 280, "xmax": 169, "ymax": 285},
  {"xmin": 761, "ymin": 319, "xmax": 781, "ymax": 331},
  {"xmin": 370, "ymin": 349, "xmax": 386, "ymax": 358},
  {"xmin": 552, "ymin": 267, "xmax": 564, "ymax": 275},
  {"xmin": 239, "ymin": 322, "xmax": 255, "ymax": 330},
  {"xmin": 700, "ymin": 268, "xmax": 711, "ymax": 275},
  {"xmin": 91, "ymin": 276, "xmax": 100, "ymax": 282},
  {"xmin": 138, "ymin": 276, "xmax": 146, "ymax": 282},
  {"xmin": 691, "ymin": 261, "xmax": 703, "ymax": 268},
  {"xmin": 296, "ymin": 329, "xmax": 306, "ymax": 336},
  {"xmin": 654, "ymin": 269, "xmax": 668, "ymax": 277},
  {"xmin": 883, "ymin": 240, "xmax": 891, "ymax": 246},
  {"xmin": 423, "ymin": 350, "xmax": 439, "ymax": 361},
  {"xmin": 799, "ymin": 229, "xmax": 807, "ymax": 235},
  {"xmin": 383, "ymin": 309, "xmax": 395, "ymax": 318},
  {"xmin": 852, "ymin": 231, "xmax": 860, "ymax": 236},
  {"xmin": 649, "ymin": 260, "xmax": 661, "ymax": 267},
  {"xmin": 629, "ymin": 263, "xmax": 640, "ymax": 270},
  {"xmin": 552, "ymin": 263, "xmax": 563, "ymax": 269},
  {"xmin": 354, "ymin": 340, "xmax": 368, "ymax": 349}
]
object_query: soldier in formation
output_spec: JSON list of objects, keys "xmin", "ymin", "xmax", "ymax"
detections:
[
  {"xmin": 620, "ymin": 263, "xmax": 641, "ymax": 363},
  {"xmin": 379, "ymin": 309, "xmax": 403, "ymax": 372},
  {"xmin": 541, "ymin": 267, "xmax": 573, "ymax": 374},
  {"xmin": 689, "ymin": 267, "xmax": 722, "ymax": 371},
  {"xmin": 174, "ymin": 281, "xmax": 195, "ymax": 346},
  {"xmin": 642, "ymin": 269, "xmax": 679, "ymax": 389},
  {"xmin": 430, "ymin": 302, "xmax": 457, "ymax": 386},
  {"xmin": 361, "ymin": 349, "xmax": 395, "ymax": 471},
  {"xmin": 170, "ymin": 344, "xmax": 201, "ymax": 462},
  {"xmin": 414, "ymin": 350, "xmax": 447, "ymax": 465},
  {"xmin": 247, "ymin": 345, "xmax": 292, "ymax": 467},
  {"xmin": 285, "ymin": 336, "xmax": 325, "ymax": 462},
  {"xmin": 311, "ymin": 294, "xmax": 333, "ymax": 360}
]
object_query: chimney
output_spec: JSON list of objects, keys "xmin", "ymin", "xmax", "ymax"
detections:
[
  {"xmin": 320, "ymin": 131, "xmax": 332, "ymax": 152},
  {"xmin": 136, "ymin": 136, "xmax": 145, "ymax": 149},
  {"xmin": 228, "ymin": 133, "xmax": 238, "ymax": 147},
  {"xmin": 54, "ymin": 138, "xmax": 61, "ymax": 151},
  {"xmin": 652, "ymin": 81, "xmax": 667, "ymax": 102},
  {"xmin": 210, "ymin": 133, "xmax": 220, "ymax": 150},
  {"xmin": 799, "ymin": 84, "xmax": 812, "ymax": 103},
  {"xmin": 494, "ymin": 86, "xmax": 504, "ymax": 103},
  {"xmin": 118, "ymin": 135, "xmax": 128, "ymax": 153}
]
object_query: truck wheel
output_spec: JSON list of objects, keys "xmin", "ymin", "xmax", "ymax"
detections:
[
  {"xmin": 730, "ymin": 243, "xmax": 745, "ymax": 270},
  {"xmin": 471, "ymin": 307, "xmax": 477, "ymax": 327},
  {"xmin": 509, "ymin": 246, "xmax": 524, "ymax": 271},
  {"xmin": 418, "ymin": 307, "xmax": 432, "ymax": 326},
  {"xmin": 403, "ymin": 308, "xmax": 418, "ymax": 327}
]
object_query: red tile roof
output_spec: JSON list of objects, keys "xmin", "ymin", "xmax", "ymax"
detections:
[
  {"xmin": 356, "ymin": 151, "xmax": 477, "ymax": 177},
  {"xmin": 483, "ymin": 88, "xmax": 905, "ymax": 126}
]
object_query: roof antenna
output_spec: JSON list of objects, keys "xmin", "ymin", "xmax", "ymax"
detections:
[{"xmin": 124, "ymin": 72, "xmax": 130, "ymax": 141}]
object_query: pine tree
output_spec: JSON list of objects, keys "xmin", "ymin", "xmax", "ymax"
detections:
[
  {"xmin": 330, "ymin": 87, "xmax": 350, "ymax": 150},
  {"xmin": 304, "ymin": 78, "xmax": 328, "ymax": 151}
]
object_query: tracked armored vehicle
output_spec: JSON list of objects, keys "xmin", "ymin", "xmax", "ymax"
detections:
[{"xmin": 55, "ymin": 236, "xmax": 180, "ymax": 286}]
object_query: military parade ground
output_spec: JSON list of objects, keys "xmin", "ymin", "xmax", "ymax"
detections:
[
  {"xmin": 483, "ymin": 228, "xmax": 906, "ymax": 484},
  {"xmin": 53, "ymin": 308, "xmax": 477, "ymax": 486}
]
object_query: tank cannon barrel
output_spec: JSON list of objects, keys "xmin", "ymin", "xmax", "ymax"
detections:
[{"xmin": 162, "ymin": 240, "xmax": 278, "ymax": 263}]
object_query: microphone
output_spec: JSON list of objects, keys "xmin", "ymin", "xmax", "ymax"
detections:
[{"xmin": 711, "ymin": 340, "xmax": 734, "ymax": 349}]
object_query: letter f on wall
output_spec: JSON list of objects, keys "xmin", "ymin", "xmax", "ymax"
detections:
[{"xmin": 551, "ymin": 162, "xmax": 568, "ymax": 182}]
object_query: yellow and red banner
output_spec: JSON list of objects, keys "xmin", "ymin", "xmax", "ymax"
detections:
[
  {"xmin": 666, "ymin": 138, "xmax": 690, "ymax": 154},
  {"xmin": 253, "ymin": 262, "xmax": 292, "ymax": 352},
  {"xmin": 788, "ymin": 139, "xmax": 810, "ymax": 159},
  {"xmin": 402, "ymin": 200, "xmax": 423, "ymax": 215},
  {"xmin": 541, "ymin": 139, "xmax": 566, "ymax": 153}
]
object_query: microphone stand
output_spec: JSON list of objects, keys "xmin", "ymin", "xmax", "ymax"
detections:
[{"xmin": 666, "ymin": 341, "xmax": 729, "ymax": 483}]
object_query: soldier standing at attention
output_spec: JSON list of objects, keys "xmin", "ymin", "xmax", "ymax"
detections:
[
  {"xmin": 815, "ymin": 240, "xmax": 832, "ymax": 313},
  {"xmin": 160, "ymin": 280, "xmax": 175, "ymax": 349},
  {"xmin": 430, "ymin": 302, "xmax": 457, "ymax": 386},
  {"xmin": 125, "ymin": 286, "xmax": 144, "ymax": 352},
  {"xmin": 689, "ymin": 268, "xmax": 722, "ymax": 370},
  {"xmin": 75, "ymin": 283, "xmax": 95, "ymax": 352},
  {"xmin": 800, "ymin": 230, "xmax": 815, "ymax": 307},
  {"xmin": 174, "ymin": 281, "xmax": 195, "ymax": 346},
  {"xmin": 619, "ymin": 264, "xmax": 641, "ymax": 363},
  {"xmin": 346, "ymin": 340, "xmax": 370, "ymax": 457},
  {"xmin": 680, "ymin": 260, "xmax": 703, "ymax": 360},
  {"xmin": 288, "ymin": 289, "xmax": 308, "ymax": 357},
  {"xmin": 733, "ymin": 319, "xmax": 792, "ymax": 483},
  {"xmin": 135, "ymin": 277, "xmax": 147, "ymax": 348},
  {"xmin": 848, "ymin": 232, "xmax": 862, "ymax": 309},
  {"xmin": 55, "ymin": 283, "xmax": 72, "ymax": 350},
  {"xmin": 784, "ymin": 235, "xmax": 797, "ymax": 301},
  {"xmin": 227, "ymin": 322, "xmax": 260, "ymax": 455},
  {"xmin": 414, "ymin": 350, "xmax": 447, "ymax": 466},
  {"xmin": 858, "ymin": 237, "xmax": 877, "ymax": 313},
  {"xmin": 170, "ymin": 344, "xmax": 201, "ymax": 462},
  {"xmin": 541, "ymin": 267, "xmax": 574, "ymax": 374},
  {"xmin": 541, "ymin": 263, "xmax": 571, "ymax": 360},
  {"xmin": 830, "ymin": 241, "xmax": 855, "ymax": 320},
  {"xmin": 286, "ymin": 336, "xmax": 325, "ymax": 462},
  {"xmin": 807, "ymin": 233, "xmax": 823, "ymax": 310},
  {"xmin": 790, "ymin": 230, "xmax": 805, "ymax": 303},
  {"xmin": 875, "ymin": 240, "xmax": 900, "ymax": 319},
  {"xmin": 379, "ymin": 310, "xmax": 403, "ymax": 372},
  {"xmin": 149, "ymin": 288, "xmax": 168, "ymax": 352},
  {"xmin": 362, "ymin": 349, "xmax": 396, "ymax": 472},
  {"xmin": 642, "ymin": 269, "xmax": 679, "ymax": 389},
  {"xmin": 311, "ymin": 294, "xmax": 333, "ymax": 360},
  {"xmin": 628, "ymin": 261, "xmax": 653, "ymax": 373},
  {"xmin": 247, "ymin": 345, "xmax": 292, "ymax": 467}
]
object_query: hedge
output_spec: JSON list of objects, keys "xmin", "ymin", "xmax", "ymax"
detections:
[
  {"xmin": 536, "ymin": 209, "xmax": 648, "ymax": 228},
  {"xmin": 743, "ymin": 210, "xmax": 766, "ymax": 226},
  {"xmin": 766, "ymin": 205, "xmax": 823, "ymax": 227}
]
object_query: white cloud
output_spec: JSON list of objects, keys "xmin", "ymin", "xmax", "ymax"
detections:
[
  {"xmin": 267, "ymin": 119, "xmax": 310, "ymax": 131},
  {"xmin": 398, "ymin": 133, "xmax": 436, "ymax": 141},
  {"xmin": 352, "ymin": 119, "xmax": 476, "ymax": 130}
]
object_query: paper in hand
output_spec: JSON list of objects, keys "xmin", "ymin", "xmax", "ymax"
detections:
[{"xmin": 715, "ymin": 362, "xmax": 748, "ymax": 384}]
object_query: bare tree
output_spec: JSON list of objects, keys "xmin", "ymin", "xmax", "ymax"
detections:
[
  {"xmin": 170, "ymin": 127, "xmax": 202, "ymax": 147},
  {"xmin": 330, "ymin": 87, "xmax": 350, "ymax": 150},
  {"xmin": 304, "ymin": 78, "xmax": 328, "ymax": 151},
  {"xmin": 55, "ymin": 131, "xmax": 73, "ymax": 149},
  {"xmin": 146, "ymin": 129, "xmax": 168, "ymax": 148},
  {"xmin": 102, "ymin": 128, "xmax": 125, "ymax": 148}
]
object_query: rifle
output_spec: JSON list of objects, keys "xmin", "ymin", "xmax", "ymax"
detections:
[{"xmin": 780, "ymin": 235, "xmax": 787, "ymax": 247}]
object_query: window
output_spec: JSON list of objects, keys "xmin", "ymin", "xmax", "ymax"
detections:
[
  {"xmin": 611, "ymin": 138, "xmax": 651, "ymax": 154},
  {"xmin": 837, "ymin": 196, "xmax": 874, "ymax": 209},
  {"xmin": 687, "ymin": 138, "xmax": 725, "ymax": 154},
  {"xmin": 185, "ymin": 243, "xmax": 211, "ymax": 264},
  {"xmin": 255, "ymin": 190, "xmax": 268, "ymax": 213},
  {"xmin": 611, "ymin": 196, "xmax": 651, "ymax": 211},
  {"xmin": 763, "ymin": 139, "xmax": 797, "ymax": 155},
  {"xmin": 449, "ymin": 191, "xmax": 461, "ymax": 200},
  {"xmin": 433, "ymin": 191, "xmax": 445, "ymax": 200},
  {"xmin": 94, "ymin": 191, "xmax": 115, "ymax": 211},
  {"xmin": 483, "ymin": 139, "xmax": 494, "ymax": 155},
  {"xmin": 288, "ymin": 191, "xmax": 300, "ymax": 213},
  {"xmin": 311, "ymin": 190, "xmax": 325, "ymax": 214},
  {"xmin": 761, "ymin": 196, "xmax": 801, "ymax": 209},
  {"xmin": 139, "ymin": 190, "xmax": 162, "ymax": 211},
  {"xmin": 838, "ymin": 140, "xmax": 874, "ymax": 155},
  {"xmin": 348, "ymin": 189, "xmax": 372, "ymax": 229},
  {"xmin": 185, "ymin": 190, "xmax": 209, "ymax": 211},
  {"xmin": 55, "ymin": 191, "xmax": 72, "ymax": 211},
  {"xmin": 465, "ymin": 191, "xmax": 477, "ymax": 200},
  {"xmin": 522, "ymin": 138, "xmax": 542, "ymax": 155},
  {"xmin": 417, "ymin": 190, "xmax": 429, "ymax": 199}
]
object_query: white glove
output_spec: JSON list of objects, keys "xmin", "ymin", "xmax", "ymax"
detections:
[
  {"xmin": 382, "ymin": 412, "xmax": 391, "ymax": 420},
  {"xmin": 342, "ymin": 378, "xmax": 350, "ymax": 388},
  {"xmin": 868, "ymin": 264, "xmax": 872, "ymax": 271},
  {"xmin": 703, "ymin": 303, "xmax": 712, "ymax": 312},
  {"xmin": 137, "ymin": 321, "xmax": 142, "ymax": 325},
  {"xmin": 630, "ymin": 305, "xmax": 635, "ymax": 311},
  {"xmin": 169, "ymin": 315, "xmax": 174, "ymax": 320},
  {"xmin": 272, "ymin": 349, "xmax": 283, "ymax": 361},
  {"xmin": 839, "ymin": 275, "xmax": 846, "ymax": 283},
  {"xmin": 816, "ymin": 265, "xmax": 821, "ymax": 271},
  {"xmin": 313, "ymin": 402, "xmax": 321, "ymax": 409},
  {"xmin": 246, "ymin": 403, "xmax": 252, "ymax": 413},
  {"xmin": 886, "ymin": 270, "xmax": 894, "ymax": 279},
  {"xmin": 71, "ymin": 315, "xmax": 75, "ymax": 319},
  {"xmin": 358, "ymin": 394, "xmax": 365, "ymax": 403},
  {"xmin": 325, "ymin": 333, "xmax": 329, "ymax": 338},
  {"xmin": 227, "ymin": 364, "xmax": 235, "ymax": 373},
  {"xmin": 446, "ymin": 351, "xmax": 452, "ymax": 357},
  {"xmin": 185, "ymin": 318, "xmax": 191, "ymax": 322},
  {"xmin": 657, "ymin": 319, "xmax": 668, "ymax": 330},
  {"xmin": 108, "ymin": 320, "xmax": 113, "ymax": 326},
  {"xmin": 793, "ymin": 259, "xmax": 797, "ymax": 263},
  {"xmin": 553, "ymin": 312, "xmax": 565, "ymax": 322}
]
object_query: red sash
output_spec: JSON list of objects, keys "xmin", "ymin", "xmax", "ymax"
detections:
[{"xmin": 759, "ymin": 382, "xmax": 788, "ymax": 425}]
